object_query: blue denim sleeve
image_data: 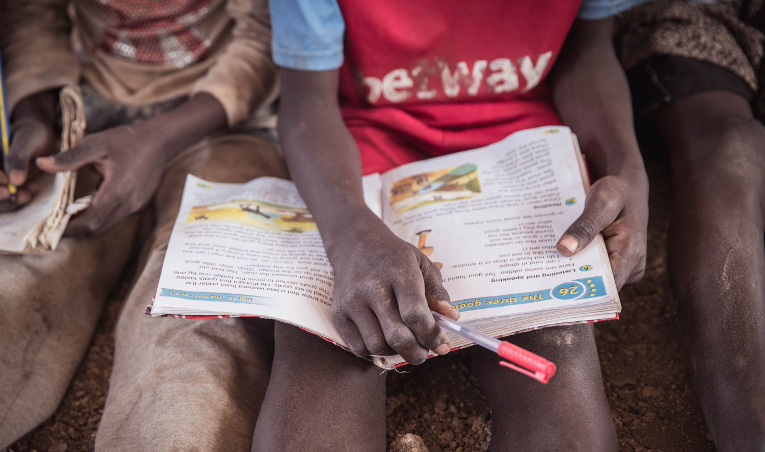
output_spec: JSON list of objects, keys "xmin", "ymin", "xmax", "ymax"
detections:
[
  {"xmin": 268, "ymin": 0, "xmax": 345, "ymax": 70},
  {"xmin": 578, "ymin": 0, "xmax": 653, "ymax": 19}
]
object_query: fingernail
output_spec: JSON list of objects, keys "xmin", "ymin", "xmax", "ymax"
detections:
[
  {"xmin": 36, "ymin": 157, "xmax": 52, "ymax": 166},
  {"xmin": 434, "ymin": 342, "xmax": 451, "ymax": 355},
  {"xmin": 559, "ymin": 235, "xmax": 579, "ymax": 253},
  {"xmin": 9, "ymin": 170, "xmax": 24, "ymax": 186},
  {"xmin": 440, "ymin": 301, "xmax": 460, "ymax": 320}
]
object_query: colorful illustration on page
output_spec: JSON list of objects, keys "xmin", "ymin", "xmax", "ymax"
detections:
[
  {"xmin": 390, "ymin": 163, "xmax": 481, "ymax": 214},
  {"xmin": 187, "ymin": 200, "xmax": 317, "ymax": 233}
]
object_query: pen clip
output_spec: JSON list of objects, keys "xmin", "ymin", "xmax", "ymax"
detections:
[
  {"xmin": 499, "ymin": 361, "xmax": 548, "ymax": 383},
  {"xmin": 497, "ymin": 341, "xmax": 556, "ymax": 384}
]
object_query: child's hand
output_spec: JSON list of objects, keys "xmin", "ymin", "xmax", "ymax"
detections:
[
  {"xmin": 555, "ymin": 170, "xmax": 648, "ymax": 289},
  {"xmin": 328, "ymin": 211, "xmax": 460, "ymax": 364},
  {"xmin": 36, "ymin": 92, "xmax": 227, "ymax": 236},
  {"xmin": 0, "ymin": 90, "xmax": 59, "ymax": 212},
  {"xmin": 36, "ymin": 120, "xmax": 167, "ymax": 236}
]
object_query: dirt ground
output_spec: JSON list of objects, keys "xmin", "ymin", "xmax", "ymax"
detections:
[{"xmin": 6, "ymin": 147, "xmax": 716, "ymax": 452}]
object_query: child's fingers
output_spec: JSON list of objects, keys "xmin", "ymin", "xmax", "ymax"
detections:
[
  {"xmin": 604, "ymin": 230, "xmax": 646, "ymax": 290},
  {"xmin": 37, "ymin": 138, "xmax": 106, "ymax": 173},
  {"xmin": 556, "ymin": 178, "xmax": 624, "ymax": 257},
  {"xmin": 419, "ymin": 253, "xmax": 459, "ymax": 321},
  {"xmin": 624, "ymin": 251, "xmax": 647, "ymax": 286},
  {"xmin": 392, "ymin": 269, "xmax": 451, "ymax": 357},
  {"xmin": 350, "ymin": 306, "xmax": 396, "ymax": 357},
  {"xmin": 370, "ymin": 296, "xmax": 431, "ymax": 365},
  {"xmin": 7, "ymin": 118, "xmax": 55, "ymax": 185},
  {"xmin": 332, "ymin": 309, "xmax": 372, "ymax": 357}
]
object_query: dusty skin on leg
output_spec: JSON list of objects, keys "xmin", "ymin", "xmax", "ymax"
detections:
[
  {"xmin": 251, "ymin": 322, "xmax": 387, "ymax": 452},
  {"xmin": 96, "ymin": 134, "xmax": 288, "ymax": 452},
  {"xmin": 0, "ymin": 170, "xmax": 139, "ymax": 449},
  {"xmin": 657, "ymin": 92, "xmax": 765, "ymax": 452},
  {"xmin": 471, "ymin": 324, "xmax": 618, "ymax": 452}
]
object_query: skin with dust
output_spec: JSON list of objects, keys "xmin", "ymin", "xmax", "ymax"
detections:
[
  {"xmin": 251, "ymin": 18, "xmax": 647, "ymax": 452},
  {"xmin": 654, "ymin": 90, "xmax": 765, "ymax": 452}
]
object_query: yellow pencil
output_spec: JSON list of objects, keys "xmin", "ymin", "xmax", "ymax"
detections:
[{"xmin": 0, "ymin": 51, "xmax": 16, "ymax": 203}]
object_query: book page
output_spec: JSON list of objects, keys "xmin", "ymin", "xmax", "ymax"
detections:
[
  {"xmin": 153, "ymin": 174, "xmax": 386, "ymax": 345},
  {"xmin": 380, "ymin": 126, "xmax": 618, "ymax": 322},
  {"xmin": 0, "ymin": 173, "xmax": 63, "ymax": 253}
]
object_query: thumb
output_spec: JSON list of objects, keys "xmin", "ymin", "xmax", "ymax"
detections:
[
  {"xmin": 7, "ymin": 118, "xmax": 55, "ymax": 185},
  {"xmin": 36, "ymin": 139, "xmax": 105, "ymax": 173},
  {"xmin": 557, "ymin": 180, "xmax": 623, "ymax": 257},
  {"xmin": 418, "ymin": 253, "xmax": 459, "ymax": 321}
]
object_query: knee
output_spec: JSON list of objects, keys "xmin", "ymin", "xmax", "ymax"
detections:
[
  {"xmin": 514, "ymin": 324, "xmax": 597, "ymax": 361},
  {"xmin": 677, "ymin": 121, "xmax": 765, "ymax": 209},
  {"xmin": 273, "ymin": 323, "xmax": 380, "ymax": 375}
]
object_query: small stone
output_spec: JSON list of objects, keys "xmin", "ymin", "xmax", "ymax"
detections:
[
  {"xmin": 706, "ymin": 433, "xmax": 714, "ymax": 442},
  {"xmin": 434, "ymin": 400, "xmax": 448, "ymax": 411},
  {"xmin": 388, "ymin": 433, "xmax": 429, "ymax": 452},
  {"xmin": 643, "ymin": 412, "xmax": 656, "ymax": 422},
  {"xmin": 438, "ymin": 430, "xmax": 455, "ymax": 447},
  {"xmin": 74, "ymin": 390, "xmax": 87, "ymax": 398},
  {"xmin": 612, "ymin": 377, "xmax": 637, "ymax": 388},
  {"xmin": 48, "ymin": 443, "xmax": 67, "ymax": 452},
  {"xmin": 641, "ymin": 386, "xmax": 661, "ymax": 398}
]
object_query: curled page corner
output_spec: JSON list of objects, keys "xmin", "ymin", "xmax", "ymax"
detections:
[{"xmin": 66, "ymin": 193, "xmax": 94, "ymax": 215}]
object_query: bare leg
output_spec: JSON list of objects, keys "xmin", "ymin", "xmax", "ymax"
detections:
[
  {"xmin": 472, "ymin": 324, "xmax": 618, "ymax": 452},
  {"xmin": 252, "ymin": 323, "xmax": 387, "ymax": 452},
  {"xmin": 658, "ymin": 92, "xmax": 765, "ymax": 451}
]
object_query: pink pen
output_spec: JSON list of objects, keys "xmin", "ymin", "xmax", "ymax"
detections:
[{"xmin": 432, "ymin": 312, "xmax": 557, "ymax": 384}]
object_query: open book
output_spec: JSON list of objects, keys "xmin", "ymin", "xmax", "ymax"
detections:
[
  {"xmin": 0, "ymin": 86, "xmax": 90, "ymax": 253},
  {"xmin": 151, "ymin": 126, "xmax": 620, "ymax": 368}
]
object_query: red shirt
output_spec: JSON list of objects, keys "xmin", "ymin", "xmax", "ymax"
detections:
[{"xmin": 335, "ymin": 0, "xmax": 582, "ymax": 174}]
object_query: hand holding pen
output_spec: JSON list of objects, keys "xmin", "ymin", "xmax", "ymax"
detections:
[{"xmin": 0, "ymin": 53, "xmax": 58, "ymax": 212}]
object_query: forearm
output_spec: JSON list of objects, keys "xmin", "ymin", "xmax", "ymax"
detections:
[
  {"xmin": 189, "ymin": 0, "xmax": 278, "ymax": 125},
  {"xmin": 0, "ymin": 0, "xmax": 80, "ymax": 112},
  {"xmin": 146, "ymin": 93, "xmax": 228, "ymax": 166},
  {"xmin": 278, "ymin": 69, "xmax": 377, "ymax": 255},
  {"xmin": 550, "ymin": 18, "xmax": 644, "ymax": 181}
]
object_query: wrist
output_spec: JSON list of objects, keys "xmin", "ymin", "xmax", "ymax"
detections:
[
  {"xmin": 145, "ymin": 93, "xmax": 228, "ymax": 165},
  {"xmin": 321, "ymin": 206, "xmax": 385, "ymax": 263}
]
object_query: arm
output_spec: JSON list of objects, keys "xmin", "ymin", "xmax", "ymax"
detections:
[
  {"xmin": 279, "ymin": 68, "xmax": 458, "ymax": 364},
  {"xmin": 549, "ymin": 17, "xmax": 649, "ymax": 289},
  {"xmin": 189, "ymin": 0, "xmax": 278, "ymax": 125},
  {"xmin": 0, "ymin": 0, "xmax": 80, "ymax": 211},
  {"xmin": 0, "ymin": 0, "xmax": 79, "ymax": 113}
]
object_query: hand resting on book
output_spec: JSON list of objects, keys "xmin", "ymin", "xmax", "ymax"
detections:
[{"xmin": 328, "ymin": 209, "xmax": 461, "ymax": 365}]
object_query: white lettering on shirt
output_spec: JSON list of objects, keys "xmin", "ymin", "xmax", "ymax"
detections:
[
  {"xmin": 411, "ymin": 66, "xmax": 437, "ymax": 100},
  {"xmin": 467, "ymin": 60, "xmax": 488, "ymax": 96},
  {"xmin": 441, "ymin": 60, "xmax": 488, "ymax": 97},
  {"xmin": 520, "ymin": 51, "xmax": 552, "ymax": 92},
  {"xmin": 382, "ymin": 69, "xmax": 413, "ymax": 103},
  {"xmin": 485, "ymin": 58, "xmax": 519, "ymax": 94},
  {"xmin": 367, "ymin": 51, "xmax": 553, "ymax": 104},
  {"xmin": 363, "ymin": 77, "xmax": 382, "ymax": 103}
]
